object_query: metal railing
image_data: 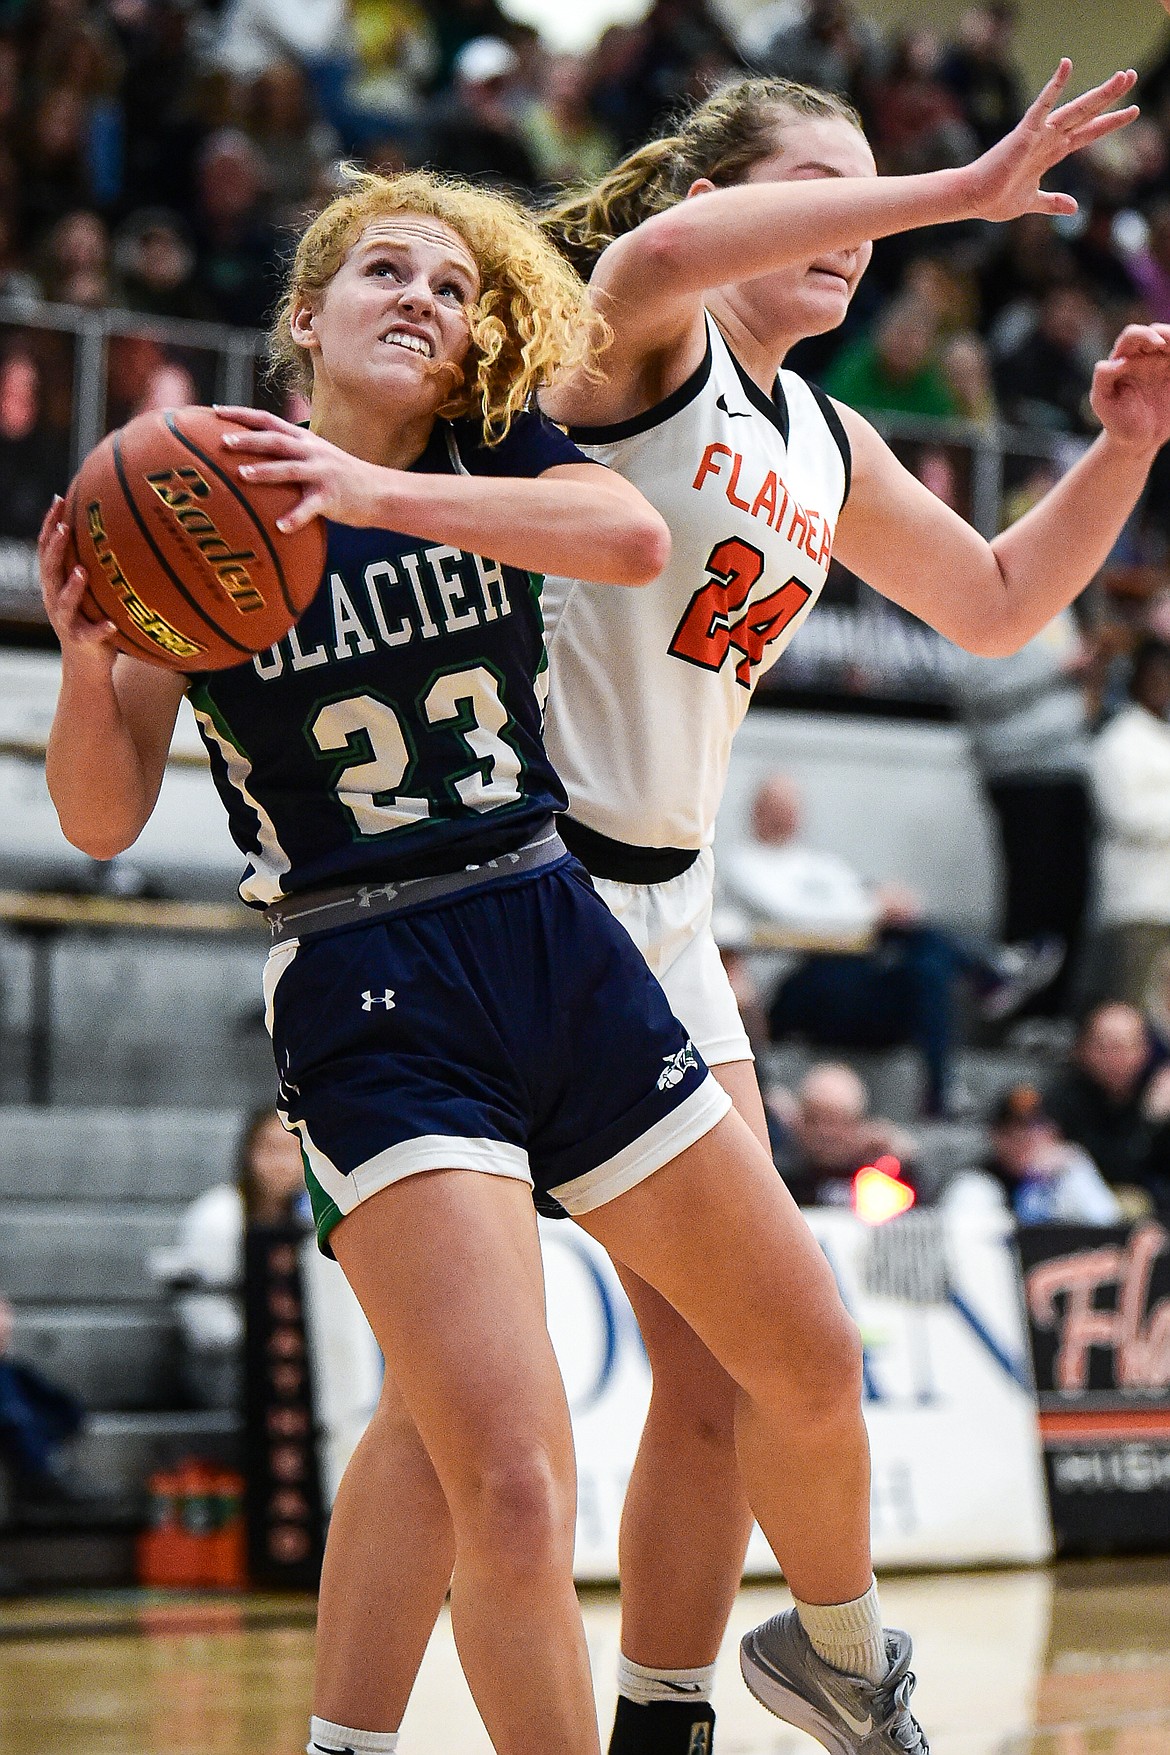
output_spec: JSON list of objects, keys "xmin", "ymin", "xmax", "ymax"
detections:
[
  {"xmin": 0, "ymin": 296, "xmax": 1084, "ymax": 636},
  {"xmin": 0, "ymin": 295, "xmax": 267, "ymax": 475}
]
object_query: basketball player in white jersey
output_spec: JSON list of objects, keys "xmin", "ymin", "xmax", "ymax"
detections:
[
  {"xmin": 535, "ymin": 66, "xmax": 1170, "ymax": 1755},
  {"xmin": 303, "ymin": 64, "xmax": 1170, "ymax": 1755}
]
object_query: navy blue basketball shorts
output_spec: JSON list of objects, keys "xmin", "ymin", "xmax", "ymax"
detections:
[{"xmin": 262, "ymin": 857, "xmax": 731, "ymax": 1251}]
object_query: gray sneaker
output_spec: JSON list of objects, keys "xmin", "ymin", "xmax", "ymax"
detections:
[{"xmin": 740, "ymin": 1609, "xmax": 928, "ymax": 1755}]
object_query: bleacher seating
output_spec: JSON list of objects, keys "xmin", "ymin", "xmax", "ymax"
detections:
[{"xmin": 0, "ymin": 1107, "xmax": 245, "ymax": 1587}]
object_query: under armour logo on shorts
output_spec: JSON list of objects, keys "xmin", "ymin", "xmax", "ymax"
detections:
[{"xmin": 361, "ymin": 989, "xmax": 396, "ymax": 1011}]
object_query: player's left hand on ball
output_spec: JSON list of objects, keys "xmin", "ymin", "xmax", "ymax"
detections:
[
  {"xmin": 1091, "ymin": 322, "xmax": 1170, "ymax": 453},
  {"xmin": 214, "ymin": 406, "xmax": 390, "ymax": 533}
]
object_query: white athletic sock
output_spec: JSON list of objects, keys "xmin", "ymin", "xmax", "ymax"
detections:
[
  {"xmin": 307, "ymin": 1715, "xmax": 400, "ymax": 1754},
  {"xmin": 793, "ymin": 1579, "xmax": 887, "ymax": 1686},
  {"xmin": 616, "ymin": 1652, "xmax": 718, "ymax": 1706}
]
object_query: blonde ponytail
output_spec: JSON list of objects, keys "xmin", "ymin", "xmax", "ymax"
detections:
[{"xmin": 544, "ymin": 77, "xmax": 865, "ymax": 275}]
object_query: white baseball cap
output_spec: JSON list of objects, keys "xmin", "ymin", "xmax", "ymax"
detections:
[{"xmin": 454, "ymin": 36, "xmax": 520, "ymax": 86}]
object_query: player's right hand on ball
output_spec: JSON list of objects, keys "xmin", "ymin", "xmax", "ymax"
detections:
[{"xmin": 37, "ymin": 496, "xmax": 118, "ymax": 667}]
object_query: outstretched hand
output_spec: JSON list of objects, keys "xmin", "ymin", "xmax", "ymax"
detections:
[
  {"xmin": 1091, "ymin": 323, "xmax": 1170, "ymax": 455},
  {"xmin": 214, "ymin": 406, "xmax": 392, "ymax": 533},
  {"xmin": 963, "ymin": 60, "xmax": 1138, "ymax": 224}
]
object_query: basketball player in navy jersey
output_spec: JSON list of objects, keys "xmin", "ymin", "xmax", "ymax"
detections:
[
  {"xmin": 41, "ymin": 167, "xmax": 915, "ymax": 1755},
  {"xmin": 234, "ymin": 69, "xmax": 1170, "ymax": 1755}
]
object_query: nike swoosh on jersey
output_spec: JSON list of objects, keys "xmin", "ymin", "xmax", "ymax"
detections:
[{"xmin": 716, "ymin": 393, "xmax": 750, "ymax": 418}]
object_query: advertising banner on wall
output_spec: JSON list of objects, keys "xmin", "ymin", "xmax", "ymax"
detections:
[
  {"xmin": 1016, "ymin": 1220, "xmax": 1170, "ymax": 1555},
  {"xmin": 305, "ymin": 1206, "xmax": 1052, "ymax": 1580}
]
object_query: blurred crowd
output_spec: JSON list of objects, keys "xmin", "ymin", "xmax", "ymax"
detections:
[
  {"xmin": 0, "ymin": 0, "xmax": 1168, "ymax": 427},
  {"xmin": 4, "ymin": 3, "xmax": 1170, "ymax": 569}
]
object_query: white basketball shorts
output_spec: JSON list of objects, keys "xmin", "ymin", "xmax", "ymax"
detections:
[{"xmin": 592, "ymin": 847, "xmax": 752, "ymax": 1068}]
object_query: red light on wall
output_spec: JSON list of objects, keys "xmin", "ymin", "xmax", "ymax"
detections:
[{"xmin": 852, "ymin": 1157, "xmax": 916, "ymax": 1226}]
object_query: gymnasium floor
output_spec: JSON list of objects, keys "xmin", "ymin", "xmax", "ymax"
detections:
[{"xmin": 6, "ymin": 1560, "xmax": 1169, "ymax": 1754}]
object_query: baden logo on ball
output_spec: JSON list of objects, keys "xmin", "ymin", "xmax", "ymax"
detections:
[{"xmin": 67, "ymin": 405, "xmax": 326, "ymax": 671}]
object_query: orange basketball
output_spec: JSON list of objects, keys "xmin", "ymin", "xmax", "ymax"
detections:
[{"xmin": 67, "ymin": 406, "xmax": 326, "ymax": 671}]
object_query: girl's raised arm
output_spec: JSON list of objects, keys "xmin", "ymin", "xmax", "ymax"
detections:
[
  {"xmin": 590, "ymin": 62, "xmax": 1136, "ymax": 352},
  {"xmin": 830, "ymin": 324, "xmax": 1170, "ymax": 656},
  {"xmin": 40, "ymin": 500, "xmax": 186, "ymax": 857}
]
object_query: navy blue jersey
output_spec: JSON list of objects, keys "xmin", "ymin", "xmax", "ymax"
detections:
[{"xmin": 187, "ymin": 411, "xmax": 585, "ymax": 905}]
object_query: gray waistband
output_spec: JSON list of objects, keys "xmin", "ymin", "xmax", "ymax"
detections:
[{"xmin": 265, "ymin": 824, "xmax": 568, "ymax": 945}]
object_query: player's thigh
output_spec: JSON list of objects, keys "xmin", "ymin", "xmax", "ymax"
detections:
[
  {"xmin": 332, "ymin": 1170, "xmax": 576, "ymax": 1506},
  {"xmin": 712, "ymin": 1057, "xmax": 769, "ymax": 1153},
  {"xmin": 610, "ymin": 1057, "xmax": 768, "ymax": 1410},
  {"xmin": 578, "ymin": 1108, "xmax": 859, "ymax": 1405}
]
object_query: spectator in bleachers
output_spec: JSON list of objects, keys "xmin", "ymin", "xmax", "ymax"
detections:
[
  {"xmin": 112, "ymin": 208, "xmax": 209, "ymax": 322},
  {"xmin": 867, "ymin": 28, "xmax": 976, "ymax": 177},
  {"xmin": 522, "ymin": 53, "xmax": 616, "ymax": 190},
  {"xmin": 130, "ymin": 356, "xmax": 199, "ymax": 415},
  {"xmin": 975, "ymin": 1081, "xmax": 1121, "ymax": 1224},
  {"xmin": 208, "ymin": 0, "xmax": 351, "ymax": 92},
  {"xmin": 950, "ymin": 606, "xmax": 1093, "ymax": 1016},
  {"xmin": 823, "ymin": 293, "xmax": 958, "ymax": 419},
  {"xmin": 977, "ymin": 212, "xmax": 1079, "ymax": 345},
  {"xmin": 345, "ymin": 0, "xmax": 436, "ymax": 148},
  {"xmin": 750, "ymin": 0, "xmax": 882, "ymax": 101},
  {"xmin": 246, "ymin": 60, "xmax": 341, "ymax": 216},
  {"xmin": 940, "ymin": 329, "xmax": 997, "ymax": 423},
  {"xmin": 0, "ymin": 341, "xmax": 69, "ymax": 539},
  {"xmin": 937, "ymin": 3, "xmax": 1024, "ymax": 153},
  {"xmin": 0, "ymin": 208, "xmax": 39, "ymax": 306},
  {"xmin": 0, "ymin": 1290, "xmax": 93, "ymax": 1514},
  {"xmin": 190, "ymin": 129, "xmax": 281, "ymax": 329},
  {"xmin": 423, "ymin": 36, "xmax": 538, "ymax": 192},
  {"xmin": 150, "ymin": 1108, "xmax": 310, "ymax": 1411},
  {"xmin": 426, "ymin": 0, "xmax": 518, "ymax": 93},
  {"xmin": 992, "ymin": 282, "xmax": 1106, "ymax": 434},
  {"xmin": 36, "ymin": 207, "xmax": 111, "ymax": 307},
  {"xmin": 1092, "ymin": 637, "xmax": 1170, "ymax": 1005},
  {"xmin": 727, "ymin": 776, "xmax": 1062, "ymax": 1116},
  {"xmin": 1126, "ymin": 196, "xmax": 1170, "ymax": 323},
  {"xmin": 1070, "ymin": 198, "xmax": 1142, "ymax": 322},
  {"xmin": 113, "ymin": 0, "xmax": 207, "ymax": 218},
  {"xmin": 1045, "ymin": 1001, "xmax": 1170, "ymax": 1207},
  {"xmin": 19, "ymin": 84, "xmax": 92, "ymax": 240},
  {"xmin": 769, "ymin": 1061, "xmax": 918, "ymax": 1208},
  {"xmin": 591, "ymin": 0, "xmax": 740, "ymax": 148}
]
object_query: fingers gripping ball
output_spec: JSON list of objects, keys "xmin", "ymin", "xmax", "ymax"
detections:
[{"xmin": 67, "ymin": 407, "xmax": 326, "ymax": 670}]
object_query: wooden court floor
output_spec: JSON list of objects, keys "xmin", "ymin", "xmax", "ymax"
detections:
[{"xmin": 4, "ymin": 1559, "xmax": 1169, "ymax": 1754}]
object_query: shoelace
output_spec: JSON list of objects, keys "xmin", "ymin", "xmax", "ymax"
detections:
[{"xmin": 878, "ymin": 1669, "xmax": 929, "ymax": 1754}]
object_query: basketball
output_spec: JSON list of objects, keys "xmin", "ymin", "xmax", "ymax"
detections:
[{"xmin": 66, "ymin": 406, "xmax": 326, "ymax": 671}]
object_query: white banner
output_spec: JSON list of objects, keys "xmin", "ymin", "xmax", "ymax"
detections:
[{"xmin": 305, "ymin": 1206, "xmax": 1053, "ymax": 1579}]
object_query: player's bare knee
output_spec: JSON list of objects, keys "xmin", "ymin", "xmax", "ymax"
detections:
[
  {"xmin": 791, "ymin": 1311, "xmax": 864, "ymax": 1424},
  {"xmin": 458, "ymin": 1447, "xmax": 573, "ymax": 1576},
  {"xmin": 744, "ymin": 1306, "xmax": 863, "ymax": 1428}
]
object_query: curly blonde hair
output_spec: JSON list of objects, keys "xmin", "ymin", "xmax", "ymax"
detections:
[
  {"xmin": 271, "ymin": 166, "xmax": 605, "ymax": 444},
  {"xmin": 545, "ymin": 77, "xmax": 865, "ymax": 278}
]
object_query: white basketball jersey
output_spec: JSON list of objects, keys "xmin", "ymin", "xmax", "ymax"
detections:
[{"xmin": 543, "ymin": 314, "xmax": 851, "ymax": 850}]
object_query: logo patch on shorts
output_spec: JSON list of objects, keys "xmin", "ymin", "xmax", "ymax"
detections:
[
  {"xmin": 361, "ymin": 988, "xmax": 396, "ymax": 1011},
  {"xmin": 657, "ymin": 1040, "xmax": 698, "ymax": 1090}
]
